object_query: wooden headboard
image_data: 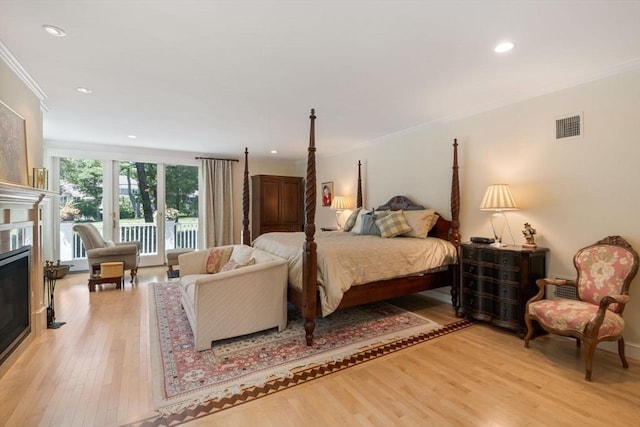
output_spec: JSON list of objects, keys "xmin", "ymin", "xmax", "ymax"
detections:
[{"xmin": 376, "ymin": 195, "xmax": 452, "ymax": 242}]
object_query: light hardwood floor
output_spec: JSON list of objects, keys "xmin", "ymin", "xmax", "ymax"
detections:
[{"xmin": 1, "ymin": 267, "xmax": 639, "ymax": 426}]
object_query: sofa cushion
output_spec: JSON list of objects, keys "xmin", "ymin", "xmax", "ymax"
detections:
[
  {"xmin": 205, "ymin": 247, "xmax": 233, "ymax": 273},
  {"xmin": 231, "ymin": 245, "xmax": 254, "ymax": 265},
  {"xmin": 220, "ymin": 258, "xmax": 256, "ymax": 272}
]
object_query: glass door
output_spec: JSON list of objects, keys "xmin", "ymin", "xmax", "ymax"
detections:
[
  {"xmin": 116, "ymin": 161, "xmax": 164, "ymax": 266},
  {"xmin": 58, "ymin": 157, "xmax": 105, "ymax": 271},
  {"xmin": 164, "ymin": 164, "xmax": 199, "ymax": 252},
  {"xmin": 58, "ymin": 157, "xmax": 199, "ymax": 270}
]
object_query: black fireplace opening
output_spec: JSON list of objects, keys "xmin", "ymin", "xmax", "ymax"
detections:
[{"xmin": 0, "ymin": 245, "xmax": 31, "ymax": 365}]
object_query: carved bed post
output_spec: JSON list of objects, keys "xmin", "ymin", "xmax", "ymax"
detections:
[
  {"xmin": 302, "ymin": 109, "xmax": 318, "ymax": 346},
  {"xmin": 450, "ymin": 139, "xmax": 462, "ymax": 315},
  {"xmin": 242, "ymin": 147, "xmax": 251, "ymax": 245},
  {"xmin": 356, "ymin": 160, "xmax": 363, "ymax": 209}
]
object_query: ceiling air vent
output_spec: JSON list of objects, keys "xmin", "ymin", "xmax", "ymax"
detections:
[{"xmin": 555, "ymin": 113, "xmax": 583, "ymax": 140}]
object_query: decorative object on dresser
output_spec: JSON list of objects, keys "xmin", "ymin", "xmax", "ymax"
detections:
[
  {"xmin": 479, "ymin": 184, "xmax": 519, "ymax": 247},
  {"xmin": 522, "ymin": 222, "xmax": 537, "ymax": 248},
  {"xmin": 330, "ymin": 195, "xmax": 349, "ymax": 229},
  {"xmin": 460, "ymin": 242, "xmax": 548, "ymax": 335},
  {"xmin": 524, "ymin": 236, "xmax": 639, "ymax": 381},
  {"xmin": 251, "ymin": 174, "xmax": 304, "ymax": 238}
]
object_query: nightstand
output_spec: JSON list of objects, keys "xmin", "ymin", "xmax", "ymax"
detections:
[{"xmin": 459, "ymin": 242, "xmax": 548, "ymax": 335}]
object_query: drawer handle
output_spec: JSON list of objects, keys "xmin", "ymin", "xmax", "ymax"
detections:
[{"xmin": 502, "ymin": 258, "xmax": 508, "ymax": 265}]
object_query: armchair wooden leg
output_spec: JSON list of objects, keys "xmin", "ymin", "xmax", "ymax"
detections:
[
  {"xmin": 618, "ymin": 338, "xmax": 629, "ymax": 369},
  {"xmin": 523, "ymin": 314, "xmax": 534, "ymax": 348},
  {"xmin": 584, "ymin": 339, "xmax": 597, "ymax": 381},
  {"xmin": 130, "ymin": 268, "xmax": 138, "ymax": 283}
]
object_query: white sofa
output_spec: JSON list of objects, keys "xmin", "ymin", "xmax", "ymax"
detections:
[{"xmin": 178, "ymin": 245, "xmax": 288, "ymax": 351}]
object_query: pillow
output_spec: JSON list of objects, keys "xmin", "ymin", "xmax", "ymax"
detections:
[
  {"xmin": 401, "ymin": 209, "xmax": 436, "ymax": 238},
  {"xmin": 231, "ymin": 245, "xmax": 254, "ymax": 264},
  {"xmin": 359, "ymin": 210, "xmax": 388, "ymax": 236},
  {"xmin": 427, "ymin": 214, "xmax": 440, "ymax": 235},
  {"xmin": 350, "ymin": 209, "xmax": 370, "ymax": 234},
  {"xmin": 220, "ymin": 257, "xmax": 256, "ymax": 272},
  {"xmin": 205, "ymin": 247, "xmax": 233, "ymax": 273},
  {"xmin": 376, "ymin": 210, "xmax": 412, "ymax": 238},
  {"xmin": 342, "ymin": 208, "xmax": 361, "ymax": 232}
]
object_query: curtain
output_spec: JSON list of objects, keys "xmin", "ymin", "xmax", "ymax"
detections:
[{"xmin": 201, "ymin": 159, "xmax": 234, "ymax": 247}]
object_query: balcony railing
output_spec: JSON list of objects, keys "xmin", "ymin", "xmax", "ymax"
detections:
[{"xmin": 61, "ymin": 221, "xmax": 198, "ymax": 260}]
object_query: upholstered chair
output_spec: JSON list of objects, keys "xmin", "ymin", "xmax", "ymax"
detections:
[
  {"xmin": 72, "ymin": 223, "xmax": 141, "ymax": 282},
  {"xmin": 524, "ymin": 236, "xmax": 639, "ymax": 381}
]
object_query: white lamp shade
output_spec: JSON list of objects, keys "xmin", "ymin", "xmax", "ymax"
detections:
[
  {"xmin": 480, "ymin": 184, "xmax": 519, "ymax": 211},
  {"xmin": 330, "ymin": 195, "xmax": 349, "ymax": 210}
]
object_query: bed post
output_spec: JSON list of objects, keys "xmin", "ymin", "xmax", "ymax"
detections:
[
  {"xmin": 450, "ymin": 139, "xmax": 462, "ymax": 315},
  {"xmin": 302, "ymin": 109, "xmax": 318, "ymax": 346},
  {"xmin": 242, "ymin": 147, "xmax": 251, "ymax": 245},
  {"xmin": 356, "ymin": 160, "xmax": 363, "ymax": 209}
]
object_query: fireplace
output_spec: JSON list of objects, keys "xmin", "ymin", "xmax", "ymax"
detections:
[{"xmin": 0, "ymin": 245, "xmax": 31, "ymax": 364}]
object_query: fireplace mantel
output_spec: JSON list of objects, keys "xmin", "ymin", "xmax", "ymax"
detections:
[{"xmin": 0, "ymin": 181, "xmax": 56, "ymax": 377}]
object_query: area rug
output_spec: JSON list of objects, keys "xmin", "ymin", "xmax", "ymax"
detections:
[{"xmin": 147, "ymin": 281, "xmax": 473, "ymax": 422}]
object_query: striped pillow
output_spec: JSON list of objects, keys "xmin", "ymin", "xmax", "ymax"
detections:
[
  {"xmin": 343, "ymin": 208, "xmax": 361, "ymax": 231},
  {"xmin": 376, "ymin": 210, "xmax": 412, "ymax": 238}
]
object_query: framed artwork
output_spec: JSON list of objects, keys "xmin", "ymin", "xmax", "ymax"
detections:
[
  {"xmin": 33, "ymin": 167, "xmax": 48, "ymax": 190},
  {"xmin": 0, "ymin": 100, "xmax": 29, "ymax": 186},
  {"xmin": 321, "ymin": 181, "xmax": 333, "ymax": 207}
]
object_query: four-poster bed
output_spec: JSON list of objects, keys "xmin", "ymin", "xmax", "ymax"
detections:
[{"xmin": 242, "ymin": 109, "xmax": 461, "ymax": 345}]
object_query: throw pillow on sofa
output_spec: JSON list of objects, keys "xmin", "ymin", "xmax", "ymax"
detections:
[
  {"xmin": 220, "ymin": 257, "xmax": 256, "ymax": 272},
  {"xmin": 205, "ymin": 247, "xmax": 233, "ymax": 273}
]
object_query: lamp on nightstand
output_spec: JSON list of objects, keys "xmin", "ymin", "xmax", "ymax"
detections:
[
  {"xmin": 330, "ymin": 196, "xmax": 349, "ymax": 230},
  {"xmin": 480, "ymin": 184, "xmax": 519, "ymax": 247}
]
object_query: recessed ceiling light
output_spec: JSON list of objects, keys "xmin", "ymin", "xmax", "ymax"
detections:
[
  {"xmin": 128, "ymin": 135, "xmax": 137, "ymax": 139},
  {"xmin": 270, "ymin": 150, "xmax": 278, "ymax": 154},
  {"xmin": 494, "ymin": 41, "xmax": 515, "ymax": 53},
  {"xmin": 76, "ymin": 87, "xmax": 92, "ymax": 94},
  {"xmin": 42, "ymin": 25, "xmax": 66, "ymax": 37}
]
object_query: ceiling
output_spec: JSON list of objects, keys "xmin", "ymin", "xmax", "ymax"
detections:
[{"xmin": 1, "ymin": 1, "xmax": 639, "ymax": 160}]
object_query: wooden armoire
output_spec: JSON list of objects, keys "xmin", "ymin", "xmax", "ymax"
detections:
[{"xmin": 251, "ymin": 175, "xmax": 304, "ymax": 238}]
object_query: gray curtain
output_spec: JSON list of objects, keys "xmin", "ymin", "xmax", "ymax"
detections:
[{"xmin": 202, "ymin": 159, "xmax": 234, "ymax": 247}]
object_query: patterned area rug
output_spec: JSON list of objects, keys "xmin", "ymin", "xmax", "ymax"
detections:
[{"xmin": 145, "ymin": 281, "xmax": 473, "ymax": 424}]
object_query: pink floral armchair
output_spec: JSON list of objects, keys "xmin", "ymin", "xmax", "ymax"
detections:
[{"xmin": 524, "ymin": 236, "xmax": 638, "ymax": 381}]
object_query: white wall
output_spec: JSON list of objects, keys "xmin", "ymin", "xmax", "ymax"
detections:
[{"xmin": 309, "ymin": 69, "xmax": 640, "ymax": 355}]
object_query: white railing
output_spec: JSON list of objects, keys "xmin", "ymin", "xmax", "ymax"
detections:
[{"xmin": 62, "ymin": 221, "xmax": 198, "ymax": 260}]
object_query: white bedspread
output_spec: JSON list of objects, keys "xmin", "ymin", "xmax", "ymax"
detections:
[{"xmin": 252, "ymin": 231, "xmax": 457, "ymax": 316}]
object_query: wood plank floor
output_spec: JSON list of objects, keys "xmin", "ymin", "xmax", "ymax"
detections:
[{"xmin": 1, "ymin": 267, "xmax": 638, "ymax": 426}]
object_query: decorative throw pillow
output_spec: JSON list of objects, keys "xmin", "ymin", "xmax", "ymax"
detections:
[
  {"xmin": 231, "ymin": 245, "xmax": 254, "ymax": 265},
  {"xmin": 343, "ymin": 208, "xmax": 361, "ymax": 232},
  {"xmin": 427, "ymin": 214, "xmax": 440, "ymax": 235},
  {"xmin": 401, "ymin": 209, "xmax": 436, "ymax": 238},
  {"xmin": 220, "ymin": 257, "xmax": 256, "ymax": 272},
  {"xmin": 376, "ymin": 210, "xmax": 412, "ymax": 238},
  {"xmin": 350, "ymin": 209, "xmax": 370, "ymax": 234},
  {"xmin": 205, "ymin": 247, "xmax": 233, "ymax": 273},
  {"xmin": 359, "ymin": 210, "xmax": 388, "ymax": 236}
]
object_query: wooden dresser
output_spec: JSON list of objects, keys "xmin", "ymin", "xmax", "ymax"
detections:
[
  {"xmin": 251, "ymin": 175, "xmax": 304, "ymax": 238},
  {"xmin": 460, "ymin": 242, "xmax": 548, "ymax": 335}
]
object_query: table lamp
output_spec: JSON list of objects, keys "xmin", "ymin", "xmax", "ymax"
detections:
[
  {"xmin": 480, "ymin": 184, "xmax": 519, "ymax": 247},
  {"xmin": 330, "ymin": 196, "xmax": 349, "ymax": 229}
]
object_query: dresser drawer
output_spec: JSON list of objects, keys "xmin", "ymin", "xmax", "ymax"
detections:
[
  {"xmin": 495, "ymin": 268, "xmax": 520, "ymax": 282},
  {"xmin": 495, "ymin": 301, "xmax": 519, "ymax": 322},
  {"xmin": 497, "ymin": 252, "xmax": 521, "ymax": 267},
  {"xmin": 495, "ymin": 283, "xmax": 519, "ymax": 300},
  {"xmin": 462, "ymin": 262, "xmax": 495, "ymax": 278},
  {"xmin": 463, "ymin": 294, "xmax": 494, "ymax": 314},
  {"xmin": 462, "ymin": 276, "xmax": 493, "ymax": 294}
]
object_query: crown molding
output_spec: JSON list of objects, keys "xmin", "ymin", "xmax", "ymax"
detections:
[{"xmin": 0, "ymin": 39, "xmax": 48, "ymax": 103}]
